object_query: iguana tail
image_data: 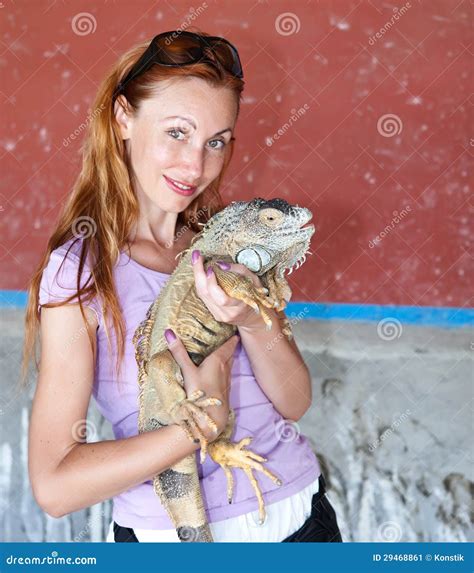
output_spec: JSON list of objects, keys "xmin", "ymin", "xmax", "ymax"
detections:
[
  {"xmin": 135, "ymin": 320, "xmax": 214, "ymax": 542},
  {"xmin": 153, "ymin": 458, "xmax": 213, "ymax": 542}
]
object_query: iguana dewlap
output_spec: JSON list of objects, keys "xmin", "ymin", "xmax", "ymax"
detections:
[{"xmin": 132, "ymin": 198, "xmax": 315, "ymax": 542}]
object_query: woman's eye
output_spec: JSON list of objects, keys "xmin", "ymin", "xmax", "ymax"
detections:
[
  {"xmin": 167, "ymin": 129, "xmax": 225, "ymax": 150},
  {"xmin": 167, "ymin": 128, "xmax": 186, "ymax": 140},
  {"xmin": 208, "ymin": 139, "xmax": 225, "ymax": 150}
]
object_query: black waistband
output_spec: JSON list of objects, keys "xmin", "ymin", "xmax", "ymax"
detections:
[{"xmin": 113, "ymin": 521, "xmax": 139, "ymax": 542}]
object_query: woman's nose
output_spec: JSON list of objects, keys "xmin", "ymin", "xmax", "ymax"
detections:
[{"xmin": 181, "ymin": 146, "xmax": 204, "ymax": 182}]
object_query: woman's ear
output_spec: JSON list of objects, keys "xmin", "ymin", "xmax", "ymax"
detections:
[{"xmin": 114, "ymin": 95, "xmax": 133, "ymax": 140}]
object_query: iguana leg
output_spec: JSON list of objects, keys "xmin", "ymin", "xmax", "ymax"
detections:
[
  {"xmin": 264, "ymin": 271, "xmax": 291, "ymax": 312},
  {"xmin": 211, "ymin": 266, "xmax": 277, "ymax": 330},
  {"xmin": 139, "ymin": 351, "xmax": 221, "ymax": 450},
  {"xmin": 171, "ymin": 391, "xmax": 222, "ymax": 447},
  {"xmin": 207, "ymin": 436, "xmax": 282, "ymax": 525}
]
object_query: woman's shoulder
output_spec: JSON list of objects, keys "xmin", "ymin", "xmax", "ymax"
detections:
[
  {"xmin": 51, "ymin": 236, "xmax": 86, "ymax": 261},
  {"xmin": 40, "ymin": 237, "xmax": 93, "ymax": 287},
  {"xmin": 39, "ymin": 237, "xmax": 101, "ymax": 321}
]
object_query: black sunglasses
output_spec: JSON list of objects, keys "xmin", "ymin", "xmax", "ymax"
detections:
[{"xmin": 113, "ymin": 31, "xmax": 243, "ymax": 100}]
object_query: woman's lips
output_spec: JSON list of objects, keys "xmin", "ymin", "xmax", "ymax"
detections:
[{"xmin": 163, "ymin": 175, "xmax": 197, "ymax": 197}]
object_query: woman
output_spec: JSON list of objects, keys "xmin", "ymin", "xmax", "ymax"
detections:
[{"xmin": 22, "ymin": 30, "xmax": 342, "ymax": 543}]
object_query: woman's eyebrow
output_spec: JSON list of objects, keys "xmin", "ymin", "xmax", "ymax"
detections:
[{"xmin": 163, "ymin": 115, "xmax": 232, "ymax": 136}]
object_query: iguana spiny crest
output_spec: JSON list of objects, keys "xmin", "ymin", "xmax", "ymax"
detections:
[{"xmin": 190, "ymin": 197, "xmax": 315, "ymax": 276}]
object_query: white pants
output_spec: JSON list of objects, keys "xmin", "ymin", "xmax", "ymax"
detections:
[{"xmin": 106, "ymin": 475, "xmax": 320, "ymax": 542}]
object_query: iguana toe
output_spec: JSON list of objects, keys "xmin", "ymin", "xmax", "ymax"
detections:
[
  {"xmin": 207, "ymin": 437, "xmax": 282, "ymax": 524},
  {"xmin": 280, "ymin": 317, "xmax": 294, "ymax": 341},
  {"xmin": 170, "ymin": 394, "xmax": 221, "ymax": 448}
]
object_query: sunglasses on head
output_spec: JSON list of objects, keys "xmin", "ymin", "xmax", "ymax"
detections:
[{"xmin": 113, "ymin": 30, "xmax": 244, "ymax": 100}]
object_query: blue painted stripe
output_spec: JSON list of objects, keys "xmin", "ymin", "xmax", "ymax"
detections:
[
  {"xmin": 0, "ymin": 290, "xmax": 28, "ymax": 307},
  {"xmin": 0, "ymin": 290, "xmax": 472, "ymax": 328},
  {"xmin": 285, "ymin": 302, "xmax": 473, "ymax": 328}
]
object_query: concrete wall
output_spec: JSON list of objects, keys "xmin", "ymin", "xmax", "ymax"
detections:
[{"xmin": 1, "ymin": 308, "xmax": 472, "ymax": 542}]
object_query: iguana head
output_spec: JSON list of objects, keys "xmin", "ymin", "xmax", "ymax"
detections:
[{"xmin": 197, "ymin": 198, "xmax": 315, "ymax": 276}]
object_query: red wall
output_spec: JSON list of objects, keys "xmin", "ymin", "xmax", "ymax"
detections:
[{"xmin": 1, "ymin": 0, "xmax": 472, "ymax": 307}]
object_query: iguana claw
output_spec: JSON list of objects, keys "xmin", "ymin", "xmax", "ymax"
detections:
[
  {"xmin": 280, "ymin": 317, "xmax": 294, "ymax": 341},
  {"xmin": 207, "ymin": 437, "xmax": 282, "ymax": 525},
  {"xmin": 212, "ymin": 266, "xmax": 277, "ymax": 330},
  {"xmin": 170, "ymin": 390, "xmax": 222, "ymax": 454}
]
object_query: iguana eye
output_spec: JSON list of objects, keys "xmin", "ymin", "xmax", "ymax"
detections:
[{"xmin": 259, "ymin": 208, "xmax": 283, "ymax": 227}]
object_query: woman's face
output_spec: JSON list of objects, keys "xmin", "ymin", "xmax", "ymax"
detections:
[{"xmin": 115, "ymin": 76, "xmax": 238, "ymax": 216}]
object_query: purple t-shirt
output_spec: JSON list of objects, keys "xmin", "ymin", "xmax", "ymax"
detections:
[{"xmin": 38, "ymin": 237, "xmax": 321, "ymax": 529}]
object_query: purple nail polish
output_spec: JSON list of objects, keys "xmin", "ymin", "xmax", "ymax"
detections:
[
  {"xmin": 216, "ymin": 261, "xmax": 231, "ymax": 270},
  {"xmin": 164, "ymin": 328, "xmax": 177, "ymax": 344},
  {"xmin": 191, "ymin": 250, "xmax": 200, "ymax": 265},
  {"xmin": 206, "ymin": 266, "xmax": 214, "ymax": 277}
]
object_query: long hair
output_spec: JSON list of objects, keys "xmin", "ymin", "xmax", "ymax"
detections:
[{"xmin": 20, "ymin": 30, "xmax": 245, "ymax": 388}]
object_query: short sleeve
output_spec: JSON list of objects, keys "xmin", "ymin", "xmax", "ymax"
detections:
[{"xmin": 38, "ymin": 241, "xmax": 103, "ymax": 327}]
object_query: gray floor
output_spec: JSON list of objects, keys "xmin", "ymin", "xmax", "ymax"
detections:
[{"xmin": 1, "ymin": 308, "xmax": 472, "ymax": 542}]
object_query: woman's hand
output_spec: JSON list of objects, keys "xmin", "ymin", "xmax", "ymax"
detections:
[
  {"xmin": 191, "ymin": 250, "xmax": 270, "ymax": 333},
  {"xmin": 164, "ymin": 328, "xmax": 239, "ymax": 441}
]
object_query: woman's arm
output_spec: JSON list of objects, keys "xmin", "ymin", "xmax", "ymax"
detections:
[
  {"xmin": 238, "ymin": 309, "xmax": 312, "ymax": 421},
  {"xmin": 48, "ymin": 425, "xmax": 199, "ymax": 518},
  {"xmin": 29, "ymin": 304, "xmax": 200, "ymax": 519}
]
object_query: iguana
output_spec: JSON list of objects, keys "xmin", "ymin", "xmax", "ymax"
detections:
[{"xmin": 132, "ymin": 197, "xmax": 315, "ymax": 542}]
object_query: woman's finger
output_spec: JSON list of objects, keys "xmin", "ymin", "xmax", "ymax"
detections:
[
  {"xmin": 191, "ymin": 250, "xmax": 209, "ymax": 297},
  {"xmin": 192, "ymin": 250, "xmax": 233, "ymax": 308},
  {"xmin": 205, "ymin": 267, "xmax": 232, "ymax": 306},
  {"xmin": 164, "ymin": 328, "xmax": 196, "ymax": 379}
]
